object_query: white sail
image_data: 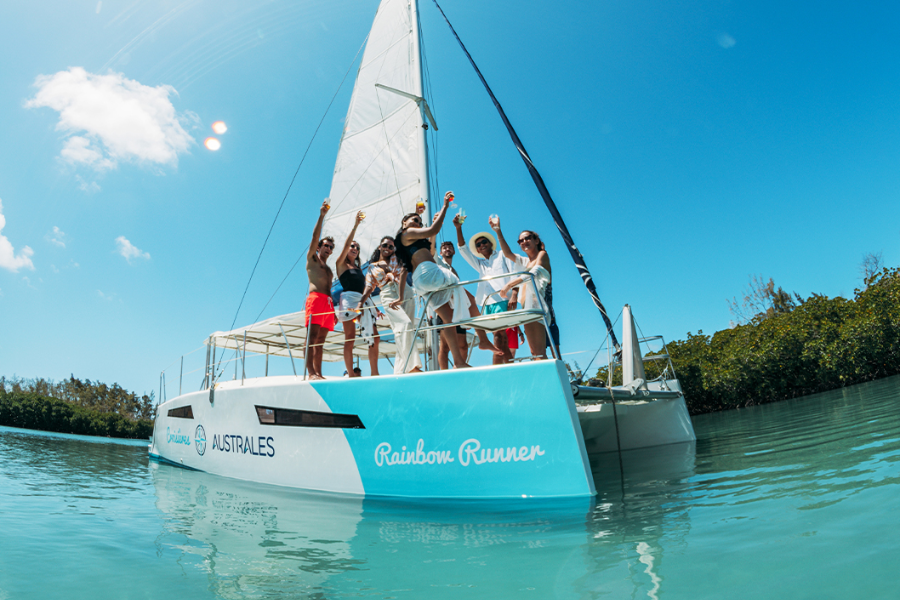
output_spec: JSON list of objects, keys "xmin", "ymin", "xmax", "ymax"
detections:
[{"xmin": 320, "ymin": 0, "xmax": 429, "ymax": 262}]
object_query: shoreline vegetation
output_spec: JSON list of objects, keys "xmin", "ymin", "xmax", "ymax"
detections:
[
  {"xmin": 0, "ymin": 376, "xmax": 154, "ymax": 439},
  {"xmin": 595, "ymin": 267, "xmax": 900, "ymax": 415},
  {"xmin": 2, "ymin": 269, "xmax": 897, "ymax": 437}
]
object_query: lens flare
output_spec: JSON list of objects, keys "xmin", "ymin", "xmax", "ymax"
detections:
[
  {"xmin": 204, "ymin": 137, "xmax": 221, "ymax": 151},
  {"xmin": 211, "ymin": 121, "xmax": 227, "ymax": 134}
]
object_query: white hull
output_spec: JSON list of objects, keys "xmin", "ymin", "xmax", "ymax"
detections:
[
  {"xmin": 577, "ymin": 396, "xmax": 696, "ymax": 454},
  {"xmin": 150, "ymin": 360, "xmax": 695, "ymax": 498}
]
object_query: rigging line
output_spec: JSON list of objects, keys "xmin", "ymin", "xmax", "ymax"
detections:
[
  {"xmin": 253, "ymin": 247, "xmax": 307, "ymax": 322},
  {"xmin": 227, "ymin": 32, "xmax": 369, "ymax": 332},
  {"xmin": 429, "ymin": 0, "xmax": 621, "ymax": 349}
]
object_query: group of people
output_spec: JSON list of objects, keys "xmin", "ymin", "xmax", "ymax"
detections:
[{"xmin": 303, "ymin": 191, "xmax": 557, "ymax": 379}]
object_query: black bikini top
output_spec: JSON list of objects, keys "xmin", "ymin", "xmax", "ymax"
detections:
[
  {"xmin": 338, "ymin": 267, "xmax": 366, "ymax": 294},
  {"xmin": 395, "ymin": 236, "xmax": 431, "ymax": 272}
]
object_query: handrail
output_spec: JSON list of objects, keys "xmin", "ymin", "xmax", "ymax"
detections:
[
  {"xmin": 404, "ymin": 270, "xmax": 559, "ymax": 368},
  {"xmin": 159, "ymin": 270, "xmax": 560, "ymax": 399}
]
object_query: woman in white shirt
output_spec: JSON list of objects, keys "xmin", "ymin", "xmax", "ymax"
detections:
[{"xmin": 491, "ymin": 218, "xmax": 552, "ymax": 360}]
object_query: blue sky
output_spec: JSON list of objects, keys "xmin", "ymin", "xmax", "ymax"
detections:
[{"xmin": 1, "ymin": 0, "xmax": 898, "ymax": 397}]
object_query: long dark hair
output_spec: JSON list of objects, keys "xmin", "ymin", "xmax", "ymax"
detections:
[
  {"xmin": 370, "ymin": 236, "xmax": 394, "ymax": 263},
  {"xmin": 343, "ymin": 240, "xmax": 362, "ymax": 268},
  {"xmin": 520, "ymin": 230, "xmax": 545, "ymax": 252},
  {"xmin": 394, "ymin": 213, "xmax": 421, "ymax": 271}
]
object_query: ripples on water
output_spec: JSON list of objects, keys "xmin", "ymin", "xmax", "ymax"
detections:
[{"xmin": 1, "ymin": 377, "xmax": 898, "ymax": 599}]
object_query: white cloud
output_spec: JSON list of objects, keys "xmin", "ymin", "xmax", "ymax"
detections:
[
  {"xmin": 717, "ymin": 33, "xmax": 736, "ymax": 49},
  {"xmin": 61, "ymin": 136, "xmax": 115, "ymax": 171},
  {"xmin": 47, "ymin": 226, "xmax": 67, "ymax": 248},
  {"xmin": 0, "ymin": 199, "xmax": 35, "ymax": 273},
  {"xmin": 25, "ymin": 67, "xmax": 194, "ymax": 171},
  {"xmin": 115, "ymin": 235, "xmax": 150, "ymax": 263},
  {"xmin": 95, "ymin": 1, "xmax": 102, "ymax": 14},
  {"xmin": 75, "ymin": 175, "xmax": 101, "ymax": 193}
]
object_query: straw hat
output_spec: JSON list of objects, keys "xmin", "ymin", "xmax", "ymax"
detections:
[{"xmin": 468, "ymin": 231, "xmax": 497, "ymax": 256}]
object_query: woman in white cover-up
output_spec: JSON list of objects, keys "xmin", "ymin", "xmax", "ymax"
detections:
[
  {"xmin": 357, "ymin": 236, "xmax": 423, "ymax": 374},
  {"xmin": 491, "ymin": 217, "xmax": 552, "ymax": 360}
]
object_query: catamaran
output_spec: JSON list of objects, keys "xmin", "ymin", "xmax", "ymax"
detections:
[{"xmin": 149, "ymin": 0, "xmax": 695, "ymax": 499}]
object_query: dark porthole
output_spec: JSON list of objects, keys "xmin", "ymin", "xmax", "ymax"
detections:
[
  {"xmin": 255, "ymin": 406, "xmax": 364, "ymax": 429},
  {"xmin": 167, "ymin": 405, "xmax": 194, "ymax": 419}
]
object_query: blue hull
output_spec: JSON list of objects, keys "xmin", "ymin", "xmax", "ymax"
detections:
[{"xmin": 150, "ymin": 360, "xmax": 596, "ymax": 498}]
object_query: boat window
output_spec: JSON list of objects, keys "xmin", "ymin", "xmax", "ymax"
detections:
[
  {"xmin": 167, "ymin": 405, "xmax": 194, "ymax": 419},
  {"xmin": 254, "ymin": 406, "xmax": 364, "ymax": 429}
]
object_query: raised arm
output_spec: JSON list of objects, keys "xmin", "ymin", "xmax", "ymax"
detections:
[
  {"xmin": 490, "ymin": 217, "xmax": 518, "ymax": 262},
  {"xmin": 453, "ymin": 214, "xmax": 466, "ymax": 248},
  {"xmin": 453, "ymin": 216, "xmax": 483, "ymax": 271},
  {"xmin": 335, "ymin": 211, "xmax": 364, "ymax": 271},
  {"xmin": 430, "ymin": 213, "xmax": 441, "ymax": 255},
  {"xmin": 401, "ymin": 191, "xmax": 453, "ymax": 242},
  {"xmin": 307, "ymin": 200, "xmax": 330, "ymax": 261}
]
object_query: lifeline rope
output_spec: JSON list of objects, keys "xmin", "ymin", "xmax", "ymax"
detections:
[{"xmin": 227, "ymin": 34, "xmax": 369, "ymax": 332}]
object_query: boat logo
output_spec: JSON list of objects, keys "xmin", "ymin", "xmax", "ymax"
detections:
[{"xmin": 195, "ymin": 425, "xmax": 207, "ymax": 456}]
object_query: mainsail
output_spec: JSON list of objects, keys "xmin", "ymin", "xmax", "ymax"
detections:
[{"xmin": 320, "ymin": 0, "xmax": 430, "ymax": 261}]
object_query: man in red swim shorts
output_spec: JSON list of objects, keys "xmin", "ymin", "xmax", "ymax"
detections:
[{"xmin": 305, "ymin": 200, "xmax": 337, "ymax": 379}]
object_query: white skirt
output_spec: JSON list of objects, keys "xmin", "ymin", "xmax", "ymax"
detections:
[
  {"xmin": 412, "ymin": 261, "xmax": 469, "ymax": 322},
  {"xmin": 338, "ymin": 291, "xmax": 378, "ymax": 348}
]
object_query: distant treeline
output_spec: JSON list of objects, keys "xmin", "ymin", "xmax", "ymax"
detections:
[
  {"xmin": 598, "ymin": 267, "xmax": 900, "ymax": 415},
  {"xmin": 0, "ymin": 376, "xmax": 155, "ymax": 439}
]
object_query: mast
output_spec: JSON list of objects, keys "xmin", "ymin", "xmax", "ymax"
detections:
[
  {"xmin": 410, "ymin": 0, "xmax": 430, "ymax": 221},
  {"xmin": 409, "ymin": 0, "xmax": 441, "ymax": 368}
]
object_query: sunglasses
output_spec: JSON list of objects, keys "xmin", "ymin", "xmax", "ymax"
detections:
[
  {"xmin": 475, "ymin": 239, "xmax": 491, "ymax": 248},
  {"xmin": 380, "ymin": 243, "xmax": 395, "ymax": 249},
  {"xmin": 321, "ymin": 243, "xmax": 335, "ymax": 250},
  {"xmin": 517, "ymin": 234, "xmax": 535, "ymax": 245},
  {"xmin": 350, "ymin": 244, "xmax": 360, "ymax": 249}
]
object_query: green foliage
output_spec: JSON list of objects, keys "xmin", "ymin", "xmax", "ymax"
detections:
[
  {"xmin": 0, "ymin": 375, "xmax": 155, "ymax": 438},
  {"xmin": 597, "ymin": 267, "xmax": 900, "ymax": 415},
  {"xmin": 0, "ymin": 392, "xmax": 153, "ymax": 439}
]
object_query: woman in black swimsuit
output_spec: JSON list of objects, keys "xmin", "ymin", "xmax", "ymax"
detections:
[
  {"xmin": 395, "ymin": 191, "xmax": 473, "ymax": 369},
  {"xmin": 336, "ymin": 212, "xmax": 380, "ymax": 377}
]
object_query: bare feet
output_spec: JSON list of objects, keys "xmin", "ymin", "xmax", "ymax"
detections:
[
  {"xmin": 309, "ymin": 374, "xmax": 326, "ymax": 380},
  {"xmin": 478, "ymin": 339, "xmax": 504, "ymax": 355},
  {"xmin": 409, "ymin": 366, "xmax": 424, "ymax": 374},
  {"xmin": 454, "ymin": 363, "xmax": 472, "ymax": 369}
]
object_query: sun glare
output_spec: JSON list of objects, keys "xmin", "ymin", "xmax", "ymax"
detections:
[
  {"xmin": 212, "ymin": 121, "xmax": 228, "ymax": 134},
  {"xmin": 204, "ymin": 137, "xmax": 221, "ymax": 151}
]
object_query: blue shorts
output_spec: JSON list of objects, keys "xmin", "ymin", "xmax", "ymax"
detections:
[{"xmin": 484, "ymin": 301, "xmax": 507, "ymax": 315}]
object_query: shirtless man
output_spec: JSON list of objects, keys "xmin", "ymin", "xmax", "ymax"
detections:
[{"xmin": 304, "ymin": 200, "xmax": 337, "ymax": 379}]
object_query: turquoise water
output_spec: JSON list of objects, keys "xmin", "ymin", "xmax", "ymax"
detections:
[{"xmin": 2, "ymin": 377, "xmax": 898, "ymax": 599}]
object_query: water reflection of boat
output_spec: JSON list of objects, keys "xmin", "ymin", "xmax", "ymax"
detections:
[
  {"xmin": 150, "ymin": 460, "xmax": 598, "ymax": 597},
  {"xmin": 150, "ymin": 461, "xmax": 364, "ymax": 598},
  {"xmin": 149, "ymin": 440, "xmax": 697, "ymax": 598},
  {"xmin": 584, "ymin": 442, "xmax": 697, "ymax": 599}
]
